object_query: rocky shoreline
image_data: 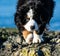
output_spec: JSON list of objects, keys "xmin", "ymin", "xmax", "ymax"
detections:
[{"xmin": 0, "ymin": 29, "xmax": 60, "ymax": 56}]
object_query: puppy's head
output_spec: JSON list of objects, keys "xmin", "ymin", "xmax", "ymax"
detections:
[
  {"xmin": 15, "ymin": 0, "xmax": 54, "ymax": 33},
  {"xmin": 15, "ymin": 0, "xmax": 55, "ymax": 42}
]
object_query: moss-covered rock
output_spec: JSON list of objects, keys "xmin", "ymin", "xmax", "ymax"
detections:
[{"xmin": 0, "ymin": 29, "xmax": 60, "ymax": 56}]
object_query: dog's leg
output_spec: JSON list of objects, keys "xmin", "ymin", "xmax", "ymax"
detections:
[
  {"xmin": 33, "ymin": 31, "xmax": 44, "ymax": 43},
  {"xmin": 25, "ymin": 33, "xmax": 33, "ymax": 44},
  {"xmin": 22, "ymin": 30, "xmax": 33, "ymax": 44}
]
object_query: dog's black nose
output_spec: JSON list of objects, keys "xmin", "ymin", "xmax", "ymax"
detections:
[{"xmin": 30, "ymin": 26, "xmax": 35, "ymax": 30}]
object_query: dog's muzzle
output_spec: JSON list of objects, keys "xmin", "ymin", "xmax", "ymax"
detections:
[
  {"xmin": 30, "ymin": 25, "xmax": 35, "ymax": 30},
  {"xmin": 24, "ymin": 19, "xmax": 39, "ymax": 32}
]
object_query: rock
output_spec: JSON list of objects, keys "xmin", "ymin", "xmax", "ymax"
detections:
[
  {"xmin": 52, "ymin": 43, "xmax": 60, "ymax": 56},
  {"xmin": 11, "ymin": 44, "xmax": 44, "ymax": 56},
  {"xmin": 3, "ymin": 41, "xmax": 12, "ymax": 49},
  {"xmin": 15, "ymin": 34, "xmax": 22, "ymax": 44},
  {"xmin": 41, "ymin": 47, "xmax": 51, "ymax": 56},
  {"xmin": 0, "ymin": 29, "xmax": 60, "ymax": 56}
]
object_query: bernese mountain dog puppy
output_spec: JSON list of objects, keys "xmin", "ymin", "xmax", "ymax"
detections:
[{"xmin": 14, "ymin": 0, "xmax": 54, "ymax": 44}]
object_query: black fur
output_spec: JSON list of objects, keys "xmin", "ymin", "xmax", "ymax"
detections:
[{"xmin": 14, "ymin": 0, "xmax": 55, "ymax": 34}]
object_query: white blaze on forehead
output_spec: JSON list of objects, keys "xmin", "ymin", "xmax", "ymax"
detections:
[
  {"xmin": 27, "ymin": 8, "xmax": 34, "ymax": 19},
  {"xmin": 24, "ymin": 8, "xmax": 39, "ymax": 31}
]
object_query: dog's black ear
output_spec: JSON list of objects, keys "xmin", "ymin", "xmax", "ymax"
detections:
[
  {"xmin": 46, "ymin": 0, "xmax": 55, "ymax": 23},
  {"xmin": 14, "ymin": 13, "xmax": 21, "ymax": 27},
  {"xmin": 14, "ymin": 12, "xmax": 25, "ymax": 31},
  {"xmin": 41, "ymin": 0, "xmax": 55, "ymax": 24}
]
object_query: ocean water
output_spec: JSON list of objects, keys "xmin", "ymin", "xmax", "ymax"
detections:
[{"xmin": 0, "ymin": 0, "xmax": 60, "ymax": 31}]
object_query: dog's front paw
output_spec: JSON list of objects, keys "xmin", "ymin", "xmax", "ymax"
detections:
[
  {"xmin": 25, "ymin": 33, "xmax": 33, "ymax": 44},
  {"xmin": 33, "ymin": 31, "xmax": 44, "ymax": 43},
  {"xmin": 33, "ymin": 35, "xmax": 41, "ymax": 43}
]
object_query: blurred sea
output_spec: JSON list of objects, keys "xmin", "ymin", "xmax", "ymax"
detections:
[{"xmin": 0, "ymin": 0, "xmax": 60, "ymax": 31}]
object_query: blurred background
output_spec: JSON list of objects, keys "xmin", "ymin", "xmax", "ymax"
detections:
[{"xmin": 0, "ymin": 0, "xmax": 60, "ymax": 31}]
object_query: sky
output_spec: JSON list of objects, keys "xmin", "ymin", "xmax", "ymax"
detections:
[{"xmin": 0, "ymin": 0, "xmax": 60, "ymax": 31}]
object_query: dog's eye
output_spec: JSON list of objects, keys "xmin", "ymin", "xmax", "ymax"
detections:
[{"xmin": 23, "ymin": 18, "xmax": 29, "ymax": 23}]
